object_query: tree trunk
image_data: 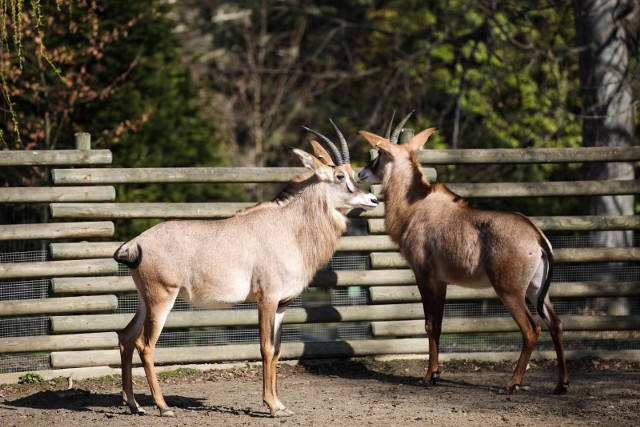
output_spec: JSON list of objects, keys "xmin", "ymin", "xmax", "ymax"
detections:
[
  {"xmin": 574, "ymin": 0, "xmax": 637, "ymax": 248},
  {"xmin": 574, "ymin": 0, "xmax": 638, "ymax": 315}
]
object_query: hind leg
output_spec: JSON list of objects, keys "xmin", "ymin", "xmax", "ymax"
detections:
[
  {"xmin": 540, "ymin": 296, "xmax": 569, "ymax": 394},
  {"xmin": 498, "ymin": 290, "xmax": 540, "ymax": 393},
  {"xmin": 135, "ymin": 289, "xmax": 179, "ymax": 417},
  {"xmin": 119, "ymin": 301, "xmax": 147, "ymax": 415}
]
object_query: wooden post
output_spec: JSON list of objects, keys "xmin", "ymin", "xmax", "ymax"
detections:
[{"xmin": 75, "ymin": 133, "xmax": 91, "ymax": 150}]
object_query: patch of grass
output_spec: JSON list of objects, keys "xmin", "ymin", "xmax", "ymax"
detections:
[
  {"xmin": 157, "ymin": 367, "xmax": 200, "ymax": 379},
  {"xmin": 94, "ymin": 375, "xmax": 114, "ymax": 382},
  {"xmin": 49, "ymin": 376, "xmax": 66, "ymax": 384},
  {"xmin": 18, "ymin": 372, "xmax": 44, "ymax": 384}
]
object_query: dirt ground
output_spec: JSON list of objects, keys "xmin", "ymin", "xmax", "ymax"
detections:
[{"xmin": 0, "ymin": 357, "xmax": 639, "ymax": 426}]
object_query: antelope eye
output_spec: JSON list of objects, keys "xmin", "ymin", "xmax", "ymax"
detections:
[{"xmin": 336, "ymin": 172, "xmax": 345, "ymax": 181}]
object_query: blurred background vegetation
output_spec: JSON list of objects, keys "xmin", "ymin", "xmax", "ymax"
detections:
[{"xmin": 1, "ymin": 0, "xmax": 638, "ymax": 238}]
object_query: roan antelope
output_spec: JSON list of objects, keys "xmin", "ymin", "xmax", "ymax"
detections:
[
  {"xmin": 357, "ymin": 112, "xmax": 569, "ymax": 394},
  {"xmin": 114, "ymin": 127, "xmax": 379, "ymax": 418}
]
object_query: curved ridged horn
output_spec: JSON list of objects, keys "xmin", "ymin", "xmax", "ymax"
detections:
[
  {"xmin": 390, "ymin": 110, "xmax": 415, "ymax": 143},
  {"xmin": 303, "ymin": 126, "xmax": 344, "ymax": 165},
  {"xmin": 329, "ymin": 118, "xmax": 350, "ymax": 164},
  {"xmin": 384, "ymin": 110, "xmax": 396, "ymax": 140}
]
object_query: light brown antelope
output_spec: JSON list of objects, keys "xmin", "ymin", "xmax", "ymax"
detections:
[
  {"xmin": 357, "ymin": 112, "xmax": 569, "ymax": 394},
  {"xmin": 114, "ymin": 128, "xmax": 379, "ymax": 418}
]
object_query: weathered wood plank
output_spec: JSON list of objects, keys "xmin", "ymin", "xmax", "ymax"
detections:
[
  {"xmin": 369, "ymin": 282, "xmax": 640, "ymax": 303},
  {"xmin": 51, "ymin": 303, "xmax": 426, "ymax": 333},
  {"xmin": 0, "ymin": 222, "xmax": 114, "ymax": 241},
  {"xmin": 372, "ymin": 315, "xmax": 640, "ymax": 337},
  {"xmin": 369, "ymin": 216, "xmax": 640, "ymax": 234},
  {"xmin": 0, "ymin": 332, "xmax": 117, "ymax": 353},
  {"xmin": 49, "ymin": 236, "xmax": 396, "ymax": 260},
  {"xmin": 415, "ymin": 146, "xmax": 640, "ymax": 164},
  {"xmin": 372, "ymin": 180, "xmax": 640, "ymax": 198},
  {"xmin": 52, "ymin": 167, "xmax": 307, "ymax": 184},
  {"xmin": 50, "ymin": 338, "xmax": 430, "ymax": 368},
  {"xmin": 0, "ymin": 150, "xmax": 112, "ymax": 166},
  {"xmin": 0, "ymin": 295, "xmax": 118, "ymax": 317},
  {"xmin": 49, "ymin": 202, "xmax": 386, "ymax": 219},
  {"xmin": 0, "ymin": 186, "xmax": 115, "ymax": 203},
  {"xmin": 50, "ymin": 269, "xmax": 417, "ymax": 294},
  {"xmin": 370, "ymin": 248, "xmax": 640, "ymax": 269},
  {"xmin": 51, "ymin": 276, "xmax": 135, "ymax": 294},
  {"xmin": 49, "ymin": 241, "xmax": 123, "ymax": 260},
  {"xmin": 51, "ymin": 167, "xmax": 437, "ymax": 185},
  {"xmin": 0, "ymin": 258, "xmax": 119, "ymax": 280}
]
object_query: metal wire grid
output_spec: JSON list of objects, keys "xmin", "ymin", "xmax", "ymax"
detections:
[
  {"xmin": 0, "ymin": 250, "xmax": 48, "ymax": 263},
  {"xmin": 0, "ymin": 353, "xmax": 50, "ymax": 374}
]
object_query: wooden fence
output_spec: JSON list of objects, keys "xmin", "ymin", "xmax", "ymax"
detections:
[{"xmin": 0, "ymin": 135, "xmax": 639, "ymax": 380}]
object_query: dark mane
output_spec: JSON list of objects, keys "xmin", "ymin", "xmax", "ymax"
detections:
[{"xmin": 236, "ymin": 172, "xmax": 314, "ymax": 215}]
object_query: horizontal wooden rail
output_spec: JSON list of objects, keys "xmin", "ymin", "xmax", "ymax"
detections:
[
  {"xmin": 0, "ymin": 149, "xmax": 112, "ymax": 166},
  {"xmin": 49, "ymin": 202, "xmax": 386, "ymax": 219},
  {"xmin": 50, "ymin": 338, "xmax": 430, "ymax": 369},
  {"xmin": 415, "ymin": 146, "xmax": 640, "ymax": 164},
  {"xmin": 51, "ymin": 303, "xmax": 426, "ymax": 333},
  {"xmin": 53, "ymin": 167, "xmax": 307, "ymax": 184},
  {"xmin": 369, "ymin": 282, "xmax": 640, "ymax": 303},
  {"xmin": 49, "ymin": 236, "xmax": 396, "ymax": 260},
  {"xmin": 0, "ymin": 258, "xmax": 119, "ymax": 280},
  {"xmin": 51, "ymin": 276, "xmax": 135, "ymax": 294},
  {"xmin": 50, "ymin": 269, "xmax": 417, "ymax": 295},
  {"xmin": 371, "ymin": 180, "xmax": 640, "ymax": 198},
  {"xmin": 372, "ymin": 315, "xmax": 640, "ymax": 337},
  {"xmin": 370, "ymin": 248, "xmax": 640, "ymax": 269},
  {"xmin": 0, "ymin": 186, "xmax": 115, "ymax": 203},
  {"xmin": 0, "ymin": 295, "xmax": 118, "ymax": 317},
  {"xmin": 51, "ymin": 166, "xmax": 437, "ymax": 185},
  {"xmin": 369, "ymin": 215, "xmax": 640, "ymax": 233},
  {"xmin": 0, "ymin": 332, "xmax": 117, "ymax": 353},
  {"xmin": 0, "ymin": 222, "xmax": 114, "ymax": 241}
]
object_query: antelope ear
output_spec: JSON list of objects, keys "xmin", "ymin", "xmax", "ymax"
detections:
[
  {"xmin": 291, "ymin": 147, "xmax": 325, "ymax": 171},
  {"xmin": 309, "ymin": 140, "xmax": 336, "ymax": 166},
  {"xmin": 358, "ymin": 131, "xmax": 394, "ymax": 153},
  {"xmin": 406, "ymin": 127, "xmax": 437, "ymax": 151}
]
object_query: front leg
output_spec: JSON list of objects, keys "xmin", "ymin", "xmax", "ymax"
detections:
[
  {"xmin": 258, "ymin": 301, "xmax": 294, "ymax": 417},
  {"xmin": 417, "ymin": 279, "xmax": 447, "ymax": 386}
]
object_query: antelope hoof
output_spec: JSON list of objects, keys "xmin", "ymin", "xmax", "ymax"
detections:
[
  {"xmin": 424, "ymin": 371, "xmax": 440, "ymax": 386},
  {"xmin": 553, "ymin": 381, "xmax": 569, "ymax": 395},
  {"xmin": 506, "ymin": 384, "xmax": 531, "ymax": 394},
  {"xmin": 273, "ymin": 408, "xmax": 295, "ymax": 418},
  {"xmin": 160, "ymin": 408, "xmax": 176, "ymax": 417},
  {"xmin": 129, "ymin": 406, "xmax": 146, "ymax": 415}
]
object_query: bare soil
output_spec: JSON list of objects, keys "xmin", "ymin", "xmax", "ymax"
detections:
[{"xmin": 1, "ymin": 357, "xmax": 639, "ymax": 426}]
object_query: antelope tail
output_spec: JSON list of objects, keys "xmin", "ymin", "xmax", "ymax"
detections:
[
  {"xmin": 114, "ymin": 240, "xmax": 143, "ymax": 269},
  {"xmin": 536, "ymin": 235, "xmax": 554, "ymax": 318}
]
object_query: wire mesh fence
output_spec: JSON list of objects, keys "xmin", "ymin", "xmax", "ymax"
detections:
[{"xmin": 0, "ymin": 232, "xmax": 638, "ymax": 374}]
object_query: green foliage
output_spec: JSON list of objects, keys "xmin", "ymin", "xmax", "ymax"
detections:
[
  {"xmin": 18, "ymin": 372, "xmax": 44, "ymax": 384},
  {"xmin": 157, "ymin": 367, "xmax": 200, "ymax": 379}
]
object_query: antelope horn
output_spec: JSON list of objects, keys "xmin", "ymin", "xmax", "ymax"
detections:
[
  {"xmin": 303, "ymin": 126, "xmax": 344, "ymax": 165},
  {"xmin": 384, "ymin": 110, "xmax": 396, "ymax": 140},
  {"xmin": 329, "ymin": 118, "xmax": 350, "ymax": 164},
  {"xmin": 390, "ymin": 110, "xmax": 415, "ymax": 143}
]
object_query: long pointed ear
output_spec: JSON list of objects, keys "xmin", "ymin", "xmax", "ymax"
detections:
[
  {"xmin": 309, "ymin": 140, "xmax": 336, "ymax": 166},
  {"xmin": 358, "ymin": 131, "xmax": 394, "ymax": 153},
  {"xmin": 290, "ymin": 147, "xmax": 325, "ymax": 171},
  {"xmin": 406, "ymin": 127, "xmax": 437, "ymax": 151}
]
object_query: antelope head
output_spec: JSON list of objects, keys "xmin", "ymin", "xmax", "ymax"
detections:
[
  {"xmin": 303, "ymin": 120, "xmax": 379, "ymax": 211},
  {"xmin": 357, "ymin": 111, "xmax": 436, "ymax": 184},
  {"xmin": 291, "ymin": 146, "xmax": 379, "ymax": 211}
]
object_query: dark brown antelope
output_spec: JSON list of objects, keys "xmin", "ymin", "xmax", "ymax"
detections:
[
  {"xmin": 114, "ymin": 128, "xmax": 379, "ymax": 418},
  {"xmin": 357, "ymin": 113, "xmax": 569, "ymax": 394}
]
